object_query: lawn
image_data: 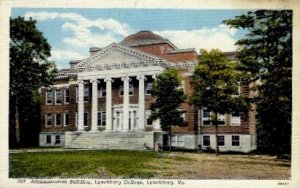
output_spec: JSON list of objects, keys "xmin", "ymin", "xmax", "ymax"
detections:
[{"xmin": 9, "ymin": 150, "xmax": 290, "ymax": 179}]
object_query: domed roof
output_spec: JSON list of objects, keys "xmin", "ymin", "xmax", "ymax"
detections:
[{"xmin": 120, "ymin": 31, "xmax": 165, "ymax": 46}]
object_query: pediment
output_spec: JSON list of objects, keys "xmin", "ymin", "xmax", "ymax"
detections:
[{"xmin": 74, "ymin": 43, "xmax": 169, "ymax": 70}]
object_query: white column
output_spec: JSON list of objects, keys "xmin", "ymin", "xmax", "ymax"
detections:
[
  {"xmin": 137, "ymin": 75, "xmax": 146, "ymax": 130},
  {"xmin": 90, "ymin": 78, "xmax": 98, "ymax": 131},
  {"xmin": 104, "ymin": 77, "xmax": 113, "ymax": 131},
  {"xmin": 122, "ymin": 76, "xmax": 130, "ymax": 131},
  {"xmin": 77, "ymin": 80, "xmax": 84, "ymax": 131}
]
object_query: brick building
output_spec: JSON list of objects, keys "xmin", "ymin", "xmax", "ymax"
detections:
[{"xmin": 40, "ymin": 31, "xmax": 256, "ymax": 152}]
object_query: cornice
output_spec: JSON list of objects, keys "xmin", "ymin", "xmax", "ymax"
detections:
[
  {"xmin": 169, "ymin": 62, "xmax": 197, "ymax": 68},
  {"xmin": 54, "ymin": 61, "xmax": 196, "ymax": 80},
  {"xmin": 74, "ymin": 43, "xmax": 170, "ymax": 70}
]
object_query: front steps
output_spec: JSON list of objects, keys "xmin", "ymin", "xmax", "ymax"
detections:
[{"xmin": 64, "ymin": 131, "xmax": 155, "ymax": 150}]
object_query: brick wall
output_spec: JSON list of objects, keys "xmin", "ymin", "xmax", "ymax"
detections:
[
  {"xmin": 133, "ymin": 43, "xmax": 197, "ymax": 62},
  {"xmin": 41, "ymin": 41, "xmax": 254, "ymax": 136},
  {"xmin": 41, "ymin": 74, "xmax": 198, "ymax": 134}
]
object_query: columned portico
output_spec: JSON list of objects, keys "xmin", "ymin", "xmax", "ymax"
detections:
[
  {"xmin": 76, "ymin": 73, "xmax": 162, "ymax": 132},
  {"xmin": 75, "ymin": 43, "xmax": 165, "ymax": 132}
]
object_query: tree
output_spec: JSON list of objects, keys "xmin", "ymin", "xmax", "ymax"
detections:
[
  {"xmin": 223, "ymin": 10, "xmax": 292, "ymax": 157},
  {"xmin": 10, "ymin": 17, "xmax": 56, "ymax": 147},
  {"xmin": 190, "ymin": 49, "xmax": 249, "ymax": 155},
  {"xmin": 150, "ymin": 68, "xmax": 186, "ymax": 150}
]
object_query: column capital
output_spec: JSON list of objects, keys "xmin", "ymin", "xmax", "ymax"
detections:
[
  {"xmin": 89, "ymin": 78, "xmax": 99, "ymax": 83},
  {"xmin": 121, "ymin": 76, "xmax": 131, "ymax": 82},
  {"xmin": 104, "ymin": 76, "xmax": 114, "ymax": 83},
  {"xmin": 137, "ymin": 75, "xmax": 146, "ymax": 80},
  {"xmin": 152, "ymin": 74, "xmax": 158, "ymax": 80},
  {"xmin": 77, "ymin": 80, "xmax": 84, "ymax": 84}
]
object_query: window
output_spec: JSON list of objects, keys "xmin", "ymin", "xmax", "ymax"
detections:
[
  {"xmin": 76, "ymin": 87, "xmax": 78, "ymax": 102},
  {"xmin": 84, "ymin": 85, "xmax": 89, "ymax": 101},
  {"xmin": 84, "ymin": 112, "xmax": 88, "ymax": 127},
  {"xmin": 217, "ymin": 135, "xmax": 225, "ymax": 146},
  {"xmin": 145, "ymin": 82, "xmax": 152, "ymax": 95},
  {"xmin": 202, "ymin": 109, "xmax": 225, "ymax": 125},
  {"xmin": 146, "ymin": 110, "xmax": 152, "ymax": 125},
  {"xmin": 203, "ymin": 135, "xmax": 210, "ymax": 146},
  {"xmin": 181, "ymin": 112, "xmax": 186, "ymax": 121},
  {"xmin": 129, "ymin": 83, "xmax": 134, "ymax": 95},
  {"xmin": 231, "ymin": 111, "xmax": 241, "ymax": 126},
  {"xmin": 46, "ymin": 113, "xmax": 52, "ymax": 127},
  {"xmin": 232, "ymin": 135, "xmax": 240, "ymax": 146},
  {"xmin": 55, "ymin": 113, "xmax": 61, "ymax": 127},
  {"xmin": 98, "ymin": 83, "xmax": 106, "ymax": 97},
  {"xmin": 171, "ymin": 134, "xmax": 185, "ymax": 147},
  {"xmin": 46, "ymin": 90, "xmax": 52, "ymax": 104},
  {"xmin": 55, "ymin": 89, "xmax": 62, "ymax": 104},
  {"xmin": 218, "ymin": 113, "xmax": 225, "ymax": 125},
  {"xmin": 178, "ymin": 80, "xmax": 185, "ymax": 93},
  {"xmin": 202, "ymin": 109, "xmax": 211, "ymax": 125},
  {"xmin": 64, "ymin": 88, "xmax": 70, "ymax": 103},
  {"xmin": 119, "ymin": 84, "xmax": 134, "ymax": 96},
  {"xmin": 46, "ymin": 135, "xmax": 51, "ymax": 144},
  {"xmin": 55, "ymin": 135, "xmax": 60, "ymax": 144},
  {"xmin": 133, "ymin": 111, "xmax": 137, "ymax": 128},
  {"xmin": 119, "ymin": 85, "xmax": 123, "ymax": 96},
  {"xmin": 116, "ymin": 112, "xmax": 120, "ymax": 127},
  {"xmin": 64, "ymin": 113, "xmax": 69, "ymax": 126},
  {"xmin": 97, "ymin": 111, "xmax": 106, "ymax": 126}
]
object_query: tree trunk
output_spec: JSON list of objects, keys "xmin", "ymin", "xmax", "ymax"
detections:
[
  {"xmin": 15, "ymin": 96, "xmax": 20, "ymax": 145},
  {"xmin": 214, "ymin": 112, "xmax": 219, "ymax": 155}
]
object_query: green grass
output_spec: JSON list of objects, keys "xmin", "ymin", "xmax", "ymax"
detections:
[
  {"xmin": 9, "ymin": 150, "xmax": 290, "ymax": 179},
  {"xmin": 9, "ymin": 150, "xmax": 162, "ymax": 178}
]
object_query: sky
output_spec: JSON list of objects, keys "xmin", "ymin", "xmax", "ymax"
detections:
[{"xmin": 11, "ymin": 8, "xmax": 249, "ymax": 69}]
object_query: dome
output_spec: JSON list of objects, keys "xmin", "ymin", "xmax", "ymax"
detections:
[{"xmin": 120, "ymin": 31, "xmax": 165, "ymax": 47}]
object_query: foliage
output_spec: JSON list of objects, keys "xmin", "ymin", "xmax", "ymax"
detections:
[
  {"xmin": 150, "ymin": 68, "xmax": 186, "ymax": 149},
  {"xmin": 223, "ymin": 10, "xmax": 292, "ymax": 157},
  {"xmin": 9, "ymin": 17, "xmax": 56, "ymax": 147},
  {"xmin": 190, "ymin": 49, "xmax": 249, "ymax": 154}
]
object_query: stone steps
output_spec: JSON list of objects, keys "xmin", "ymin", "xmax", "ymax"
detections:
[{"xmin": 65, "ymin": 131, "xmax": 154, "ymax": 150}]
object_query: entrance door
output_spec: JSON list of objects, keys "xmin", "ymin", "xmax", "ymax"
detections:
[{"xmin": 114, "ymin": 111, "xmax": 122, "ymax": 131}]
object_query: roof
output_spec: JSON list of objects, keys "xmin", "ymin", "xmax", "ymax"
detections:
[
  {"xmin": 167, "ymin": 48, "xmax": 197, "ymax": 54},
  {"xmin": 122, "ymin": 31, "xmax": 164, "ymax": 43},
  {"xmin": 120, "ymin": 31, "xmax": 177, "ymax": 49}
]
